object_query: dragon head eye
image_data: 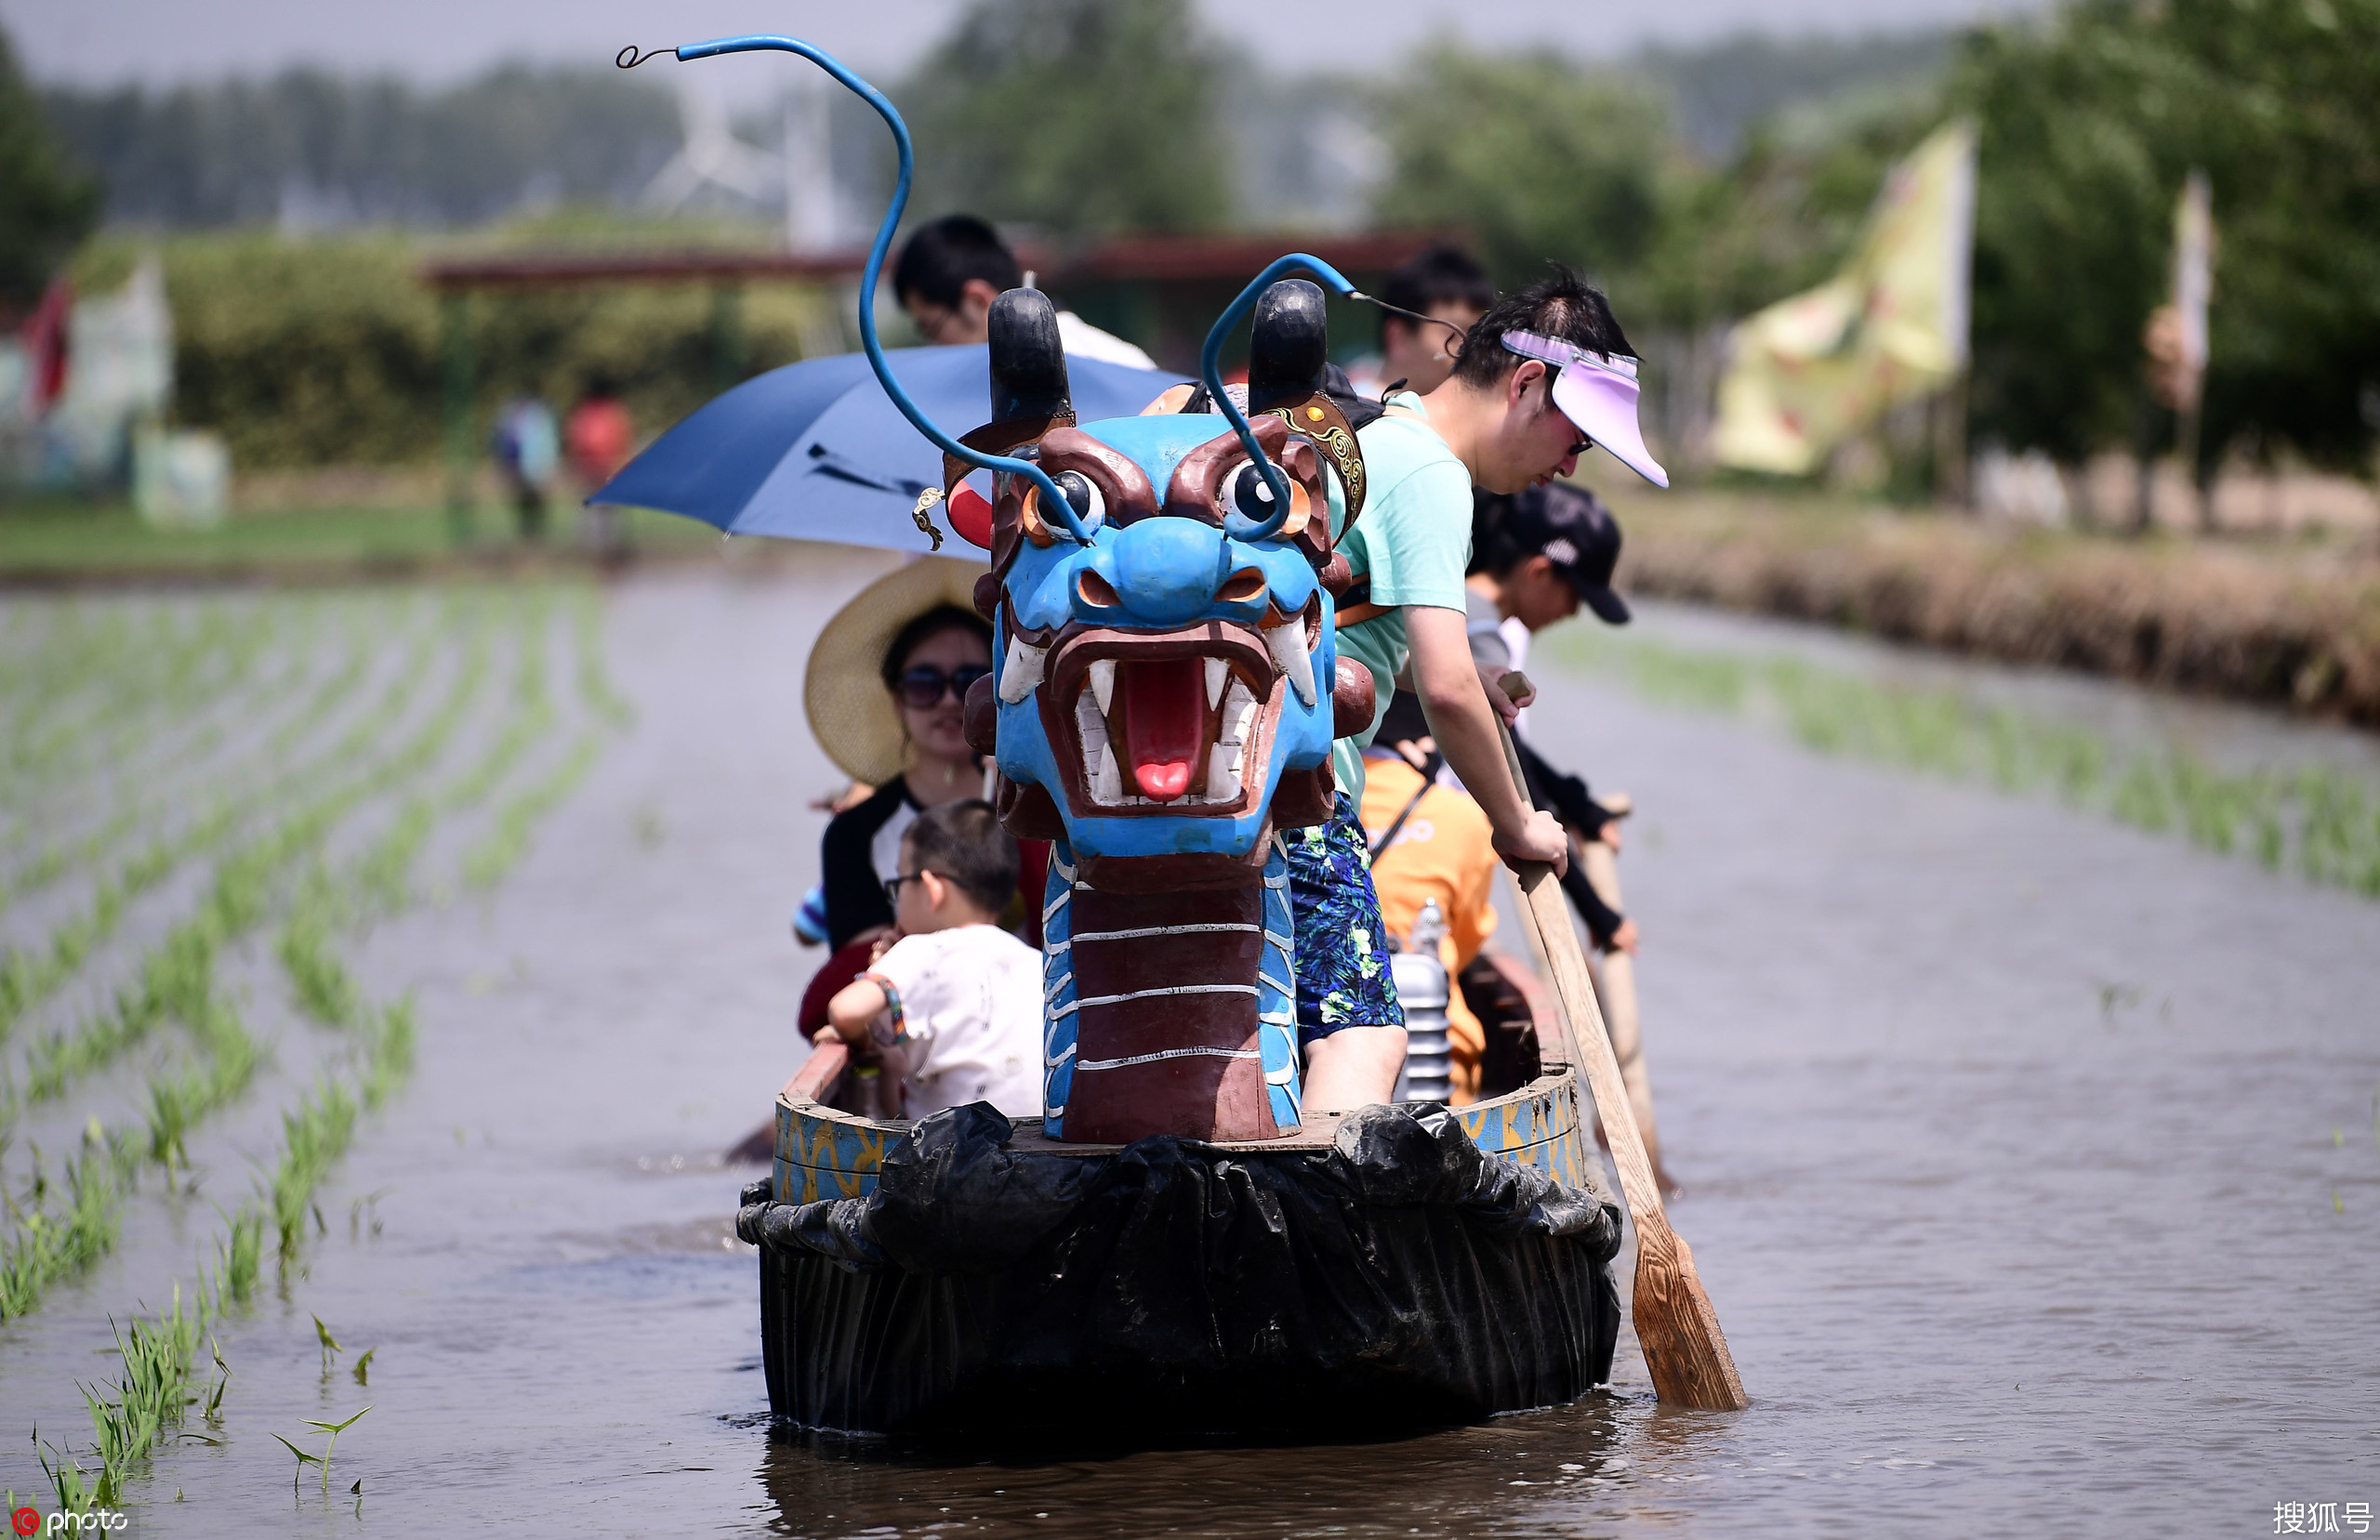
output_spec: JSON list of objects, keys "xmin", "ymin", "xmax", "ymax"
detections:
[
  {"xmin": 1228, "ymin": 463, "xmax": 1282, "ymax": 525},
  {"xmin": 1052, "ymin": 470, "xmax": 1105, "ymax": 531}
]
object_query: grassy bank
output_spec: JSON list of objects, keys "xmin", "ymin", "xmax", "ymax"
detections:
[
  {"xmin": 1604, "ymin": 489, "xmax": 2380, "ymax": 729},
  {"xmin": 1547, "ymin": 619, "xmax": 2380, "ymax": 900}
]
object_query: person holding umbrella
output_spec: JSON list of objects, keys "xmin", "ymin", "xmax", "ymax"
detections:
[{"xmin": 892, "ymin": 215, "xmax": 1156, "ymax": 369}]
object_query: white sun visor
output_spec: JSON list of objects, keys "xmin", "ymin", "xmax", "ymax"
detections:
[{"xmin": 1501, "ymin": 330, "xmax": 1669, "ymax": 489}]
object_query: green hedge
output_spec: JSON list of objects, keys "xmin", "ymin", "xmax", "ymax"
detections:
[{"xmin": 73, "ymin": 232, "xmax": 840, "ymax": 470}]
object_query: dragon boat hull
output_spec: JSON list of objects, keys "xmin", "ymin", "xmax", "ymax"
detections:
[{"xmin": 739, "ymin": 1042, "xmax": 1622, "ymax": 1440}]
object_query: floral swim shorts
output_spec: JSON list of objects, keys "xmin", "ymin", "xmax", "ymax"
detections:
[{"xmin": 1286, "ymin": 792, "xmax": 1404, "ymax": 1044}]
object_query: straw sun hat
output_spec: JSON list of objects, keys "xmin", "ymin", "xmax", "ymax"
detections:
[{"xmin": 803, "ymin": 556, "xmax": 989, "ymax": 786}]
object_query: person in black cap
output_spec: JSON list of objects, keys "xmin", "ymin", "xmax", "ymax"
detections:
[
  {"xmin": 1368, "ymin": 481, "xmax": 1635, "ymax": 946},
  {"xmin": 1461, "ymin": 480, "xmax": 1682, "ymax": 1192},
  {"xmin": 1366, "ymin": 480, "xmax": 1680, "ymax": 1190},
  {"xmin": 1454, "ymin": 480, "xmax": 1634, "ymax": 946},
  {"xmin": 1469, "ymin": 479, "xmax": 1630, "ymax": 644}
]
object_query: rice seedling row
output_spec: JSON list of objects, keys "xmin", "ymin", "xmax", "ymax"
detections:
[
  {"xmin": 55, "ymin": 606, "xmax": 288, "ymax": 790},
  {"xmin": 461, "ymin": 730, "xmax": 603, "ymax": 889},
  {"xmin": 0, "ymin": 606, "xmax": 206, "ymax": 849},
  {"xmin": 20, "ymin": 703, "xmax": 568, "ymax": 1508},
  {"xmin": 5, "ymin": 584, "xmax": 620, "ymax": 1515},
  {"xmin": 8, "ymin": 591, "xmax": 368, "ymax": 843},
  {"xmin": 1554, "ymin": 628, "xmax": 2380, "ymax": 897},
  {"xmin": 25, "ymin": 888, "xmax": 420, "ymax": 1507},
  {"xmin": 1, "ymin": 601, "xmax": 294, "ymax": 811},
  {"xmin": 442, "ymin": 591, "xmax": 556, "ymax": 810},
  {"xmin": 572, "ymin": 586, "xmax": 635, "ymax": 730},
  {"xmin": 1, "ymin": 792, "xmax": 415, "ymax": 1312},
  {"xmin": 0, "ymin": 602, "xmax": 359, "ymax": 888},
  {"xmin": 0, "ymin": 1123, "xmax": 131, "ymax": 1319},
  {"xmin": 3, "ymin": 594, "xmax": 477, "ymax": 915},
  {"xmin": 0, "ymin": 610, "xmax": 489, "ymax": 1139},
  {"xmin": 0, "ymin": 623, "xmax": 448, "ymax": 1058},
  {"xmin": 16, "ymin": 1265, "xmax": 232, "ymax": 1510},
  {"xmin": 0, "ymin": 588, "xmax": 586, "ymax": 1316},
  {"xmin": 1, "ymin": 930, "xmax": 258, "ymax": 1317}
]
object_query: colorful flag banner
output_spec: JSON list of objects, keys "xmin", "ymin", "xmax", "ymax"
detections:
[
  {"xmin": 1712, "ymin": 121, "xmax": 1978, "ymax": 477},
  {"xmin": 2147, "ymin": 170, "xmax": 2215, "ymax": 414}
]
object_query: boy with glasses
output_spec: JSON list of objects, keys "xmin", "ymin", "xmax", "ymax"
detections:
[{"xmin": 816, "ymin": 799, "xmax": 1042, "ymax": 1119}]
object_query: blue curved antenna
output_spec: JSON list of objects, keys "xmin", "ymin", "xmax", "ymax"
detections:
[
  {"xmin": 1198, "ymin": 254, "xmax": 1359, "ymax": 542},
  {"xmin": 667, "ymin": 34, "xmax": 1094, "ymax": 543}
]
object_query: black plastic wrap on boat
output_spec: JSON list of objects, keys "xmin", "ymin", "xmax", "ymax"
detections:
[{"xmin": 737, "ymin": 1102, "xmax": 1623, "ymax": 1439}]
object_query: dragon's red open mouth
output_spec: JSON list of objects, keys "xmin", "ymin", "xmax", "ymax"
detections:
[
  {"xmin": 1108, "ymin": 657, "xmax": 1205, "ymax": 799},
  {"xmin": 1034, "ymin": 607, "xmax": 1316, "ymax": 813}
]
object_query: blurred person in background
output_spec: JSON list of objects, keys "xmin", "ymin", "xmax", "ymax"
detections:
[
  {"xmin": 1346, "ymin": 244, "xmax": 1495, "ymax": 399},
  {"xmin": 567, "ymin": 375, "xmax": 633, "ymax": 555},
  {"xmin": 491, "ymin": 397, "xmax": 559, "ymax": 542},
  {"xmin": 892, "ymin": 214, "xmax": 1157, "ymax": 369}
]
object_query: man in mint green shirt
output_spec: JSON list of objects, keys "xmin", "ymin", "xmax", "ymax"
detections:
[{"xmin": 1295, "ymin": 266, "xmax": 1673, "ymax": 1112}]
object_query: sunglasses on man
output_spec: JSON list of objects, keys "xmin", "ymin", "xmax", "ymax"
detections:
[{"xmin": 896, "ymin": 665, "xmax": 990, "ymax": 709}]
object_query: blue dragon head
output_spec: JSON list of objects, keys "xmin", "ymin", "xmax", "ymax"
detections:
[
  {"xmin": 961, "ymin": 283, "xmax": 1372, "ymax": 890},
  {"xmin": 641, "ymin": 33, "xmax": 1382, "ymax": 1142}
]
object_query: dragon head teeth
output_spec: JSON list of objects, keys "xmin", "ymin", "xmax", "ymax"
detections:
[
  {"xmin": 1264, "ymin": 623, "xmax": 1314, "ymax": 705},
  {"xmin": 998, "ymin": 634, "xmax": 1048, "ymax": 704}
]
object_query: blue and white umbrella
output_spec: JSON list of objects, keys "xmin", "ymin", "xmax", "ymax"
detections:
[{"xmin": 590, "ymin": 344, "xmax": 1184, "ymax": 556}]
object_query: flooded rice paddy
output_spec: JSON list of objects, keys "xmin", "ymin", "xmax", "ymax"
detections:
[{"xmin": 2, "ymin": 559, "xmax": 2374, "ymax": 1535}]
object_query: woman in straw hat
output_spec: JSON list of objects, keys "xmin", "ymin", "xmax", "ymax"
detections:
[{"xmin": 796, "ymin": 559, "xmax": 1048, "ymax": 1032}]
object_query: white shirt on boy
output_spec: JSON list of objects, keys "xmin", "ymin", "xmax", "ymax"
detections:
[{"xmin": 863, "ymin": 924, "xmax": 1042, "ymax": 1119}]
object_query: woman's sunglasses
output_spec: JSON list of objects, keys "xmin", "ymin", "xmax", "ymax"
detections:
[{"xmin": 897, "ymin": 665, "xmax": 990, "ymax": 709}]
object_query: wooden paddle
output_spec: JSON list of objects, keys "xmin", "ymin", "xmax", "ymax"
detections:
[
  {"xmin": 1578, "ymin": 809, "xmax": 1677, "ymax": 1192},
  {"xmin": 1495, "ymin": 673, "xmax": 1748, "ymax": 1410}
]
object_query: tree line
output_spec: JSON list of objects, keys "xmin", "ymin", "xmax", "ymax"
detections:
[
  {"xmin": 5, "ymin": 0, "xmax": 2374, "ymax": 480},
  {"xmin": 911, "ymin": 0, "xmax": 2380, "ymax": 482}
]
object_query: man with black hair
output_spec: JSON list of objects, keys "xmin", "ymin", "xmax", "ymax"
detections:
[
  {"xmin": 892, "ymin": 214, "xmax": 1157, "ymax": 369},
  {"xmin": 1295, "ymin": 263, "xmax": 1668, "ymax": 1112},
  {"xmin": 1361, "ymin": 244, "xmax": 1495, "ymax": 397}
]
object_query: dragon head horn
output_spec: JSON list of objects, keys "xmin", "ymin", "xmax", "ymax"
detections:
[
  {"xmin": 989, "ymin": 287, "xmax": 1072, "ymax": 424},
  {"xmin": 1246, "ymin": 280, "xmax": 1329, "ymax": 416}
]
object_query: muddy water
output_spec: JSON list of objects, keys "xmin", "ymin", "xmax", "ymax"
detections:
[{"xmin": 4, "ymin": 559, "xmax": 2376, "ymax": 1535}]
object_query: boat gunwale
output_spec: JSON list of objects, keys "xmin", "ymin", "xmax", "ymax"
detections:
[{"xmin": 773, "ymin": 1022, "xmax": 1580, "ymax": 1153}]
